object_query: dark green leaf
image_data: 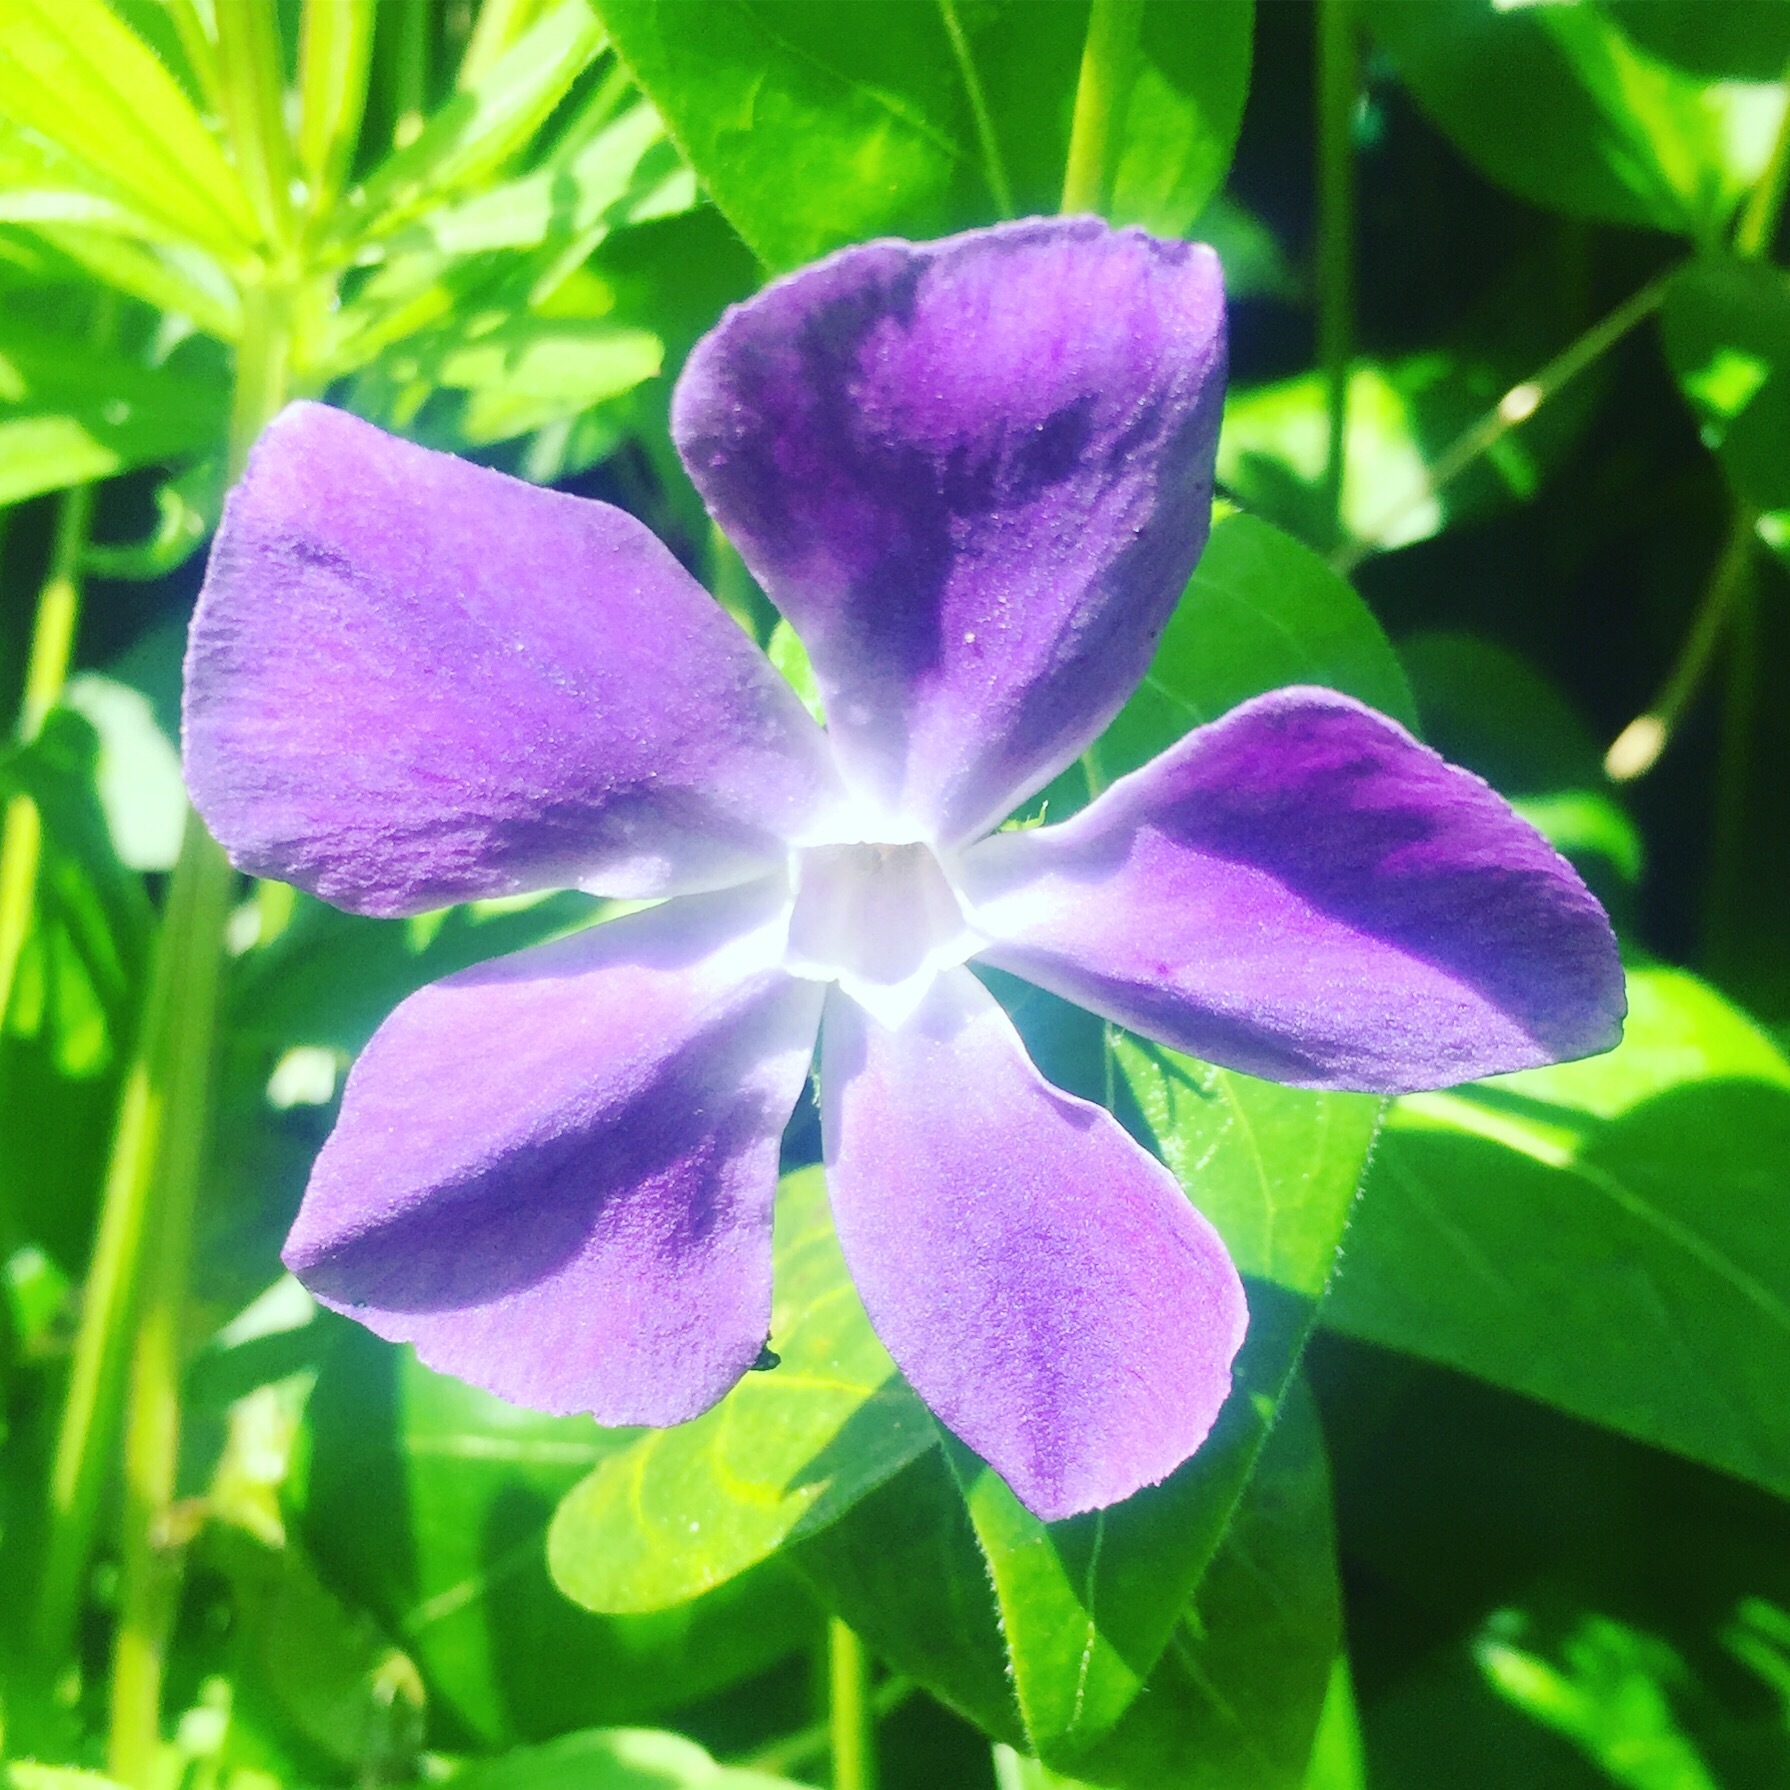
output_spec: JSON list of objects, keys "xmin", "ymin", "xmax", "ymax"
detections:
[
  {"xmin": 1325, "ymin": 966, "xmax": 1790, "ymax": 1500},
  {"xmin": 1661, "ymin": 254, "xmax": 1790, "ymax": 552},
  {"xmin": 0, "ymin": 322, "xmax": 227, "ymax": 504},
  {"xmin": 1365, "ymin": 0, "xmax": 1784, "ymax": 236},
  {"xmin": 300, "ymin": 1330, "xmax": 817, "ymax": 1745}
]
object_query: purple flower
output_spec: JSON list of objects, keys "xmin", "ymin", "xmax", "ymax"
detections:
[{"xmin": 183, "ymin": 217, "xmax": 1624, "ymax": 1522}]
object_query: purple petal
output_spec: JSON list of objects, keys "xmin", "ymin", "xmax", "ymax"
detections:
[
  {"xmin": 674, "ymin": 217, "xmax": 1226, "ymax": 845},
  {"xmin": 960, "ymin": 687, "xmax": 1626, "ymax": 1092},
  {"xmin": 283, "ymin": 880, "xmax": 822, "ymax": 1424},
  {"xmin": 820, "ymin": 970, "xmax": 1246, "ymax": 1522},
  {"xmin": 185, "ymin": 402, "xmax": 839, "ymax": 916}
]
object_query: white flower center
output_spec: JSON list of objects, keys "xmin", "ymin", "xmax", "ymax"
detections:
[{"xmin": 783, "ymin": 839, "xmax": 980, "ymax": 1027}]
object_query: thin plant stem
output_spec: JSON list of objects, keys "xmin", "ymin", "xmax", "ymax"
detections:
[
  {"xmin": 392, "ymin": 0, "xmax": 432, "ymax": 148},
  {"xmin": 738, "ymin": 1676, "xmax": 914, "ymax": 1777},
  {"xmin": 1059, "ymin": 0, "xmax": 1145, "ymax": 216},
  {"xmin": 1332, "ymin": 268, "xmax": 1677, "ymax": 576},
  {"xmin": 1603, "ymin": 76, "xmax": 1790, "ymax": 783},
  {"xmin": 1703, "ymin": 565, "xmax": 1760, "ymax": 972},
  {"xmin": 0, "ymin": 485, "xmax": 94, "ymax": 1033},
  {"xmin": 105, "ymin": 283, "xmax": 292, "ymax": 1782},
  {"xmin": 827, "ymin": 1617, "xmax": 878, "ymax": 1790},
  {"xmin": 1604, "ymin": 505, "xmax": 1757, "ymax": 783},
  {"xmin": 938, "ymin": 0, "xmax": 1015, "ymax": 219},
  {"xmin": 1315, "ymin": 0, "xmax": 1357, "ymax": 543}
]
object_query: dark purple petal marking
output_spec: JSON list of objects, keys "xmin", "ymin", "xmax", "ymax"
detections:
[
  {"xmin": 820, "ymin": 970, "xmax": 1246, "ymax": 1523},
  {"xmin": 961, "ymin": 687, "xmax": 1627, "ymax": 1092},
  {"xmin": 185, "ymin": 402, "xmax": 838, "ymax": 916},
  {"xmin": 674, "ymin": 216, "xmax": 1226, "ymax": 845},
  {"xmin": 283, "ymin": 881, "xmax": 823, "ymax": 1425}
]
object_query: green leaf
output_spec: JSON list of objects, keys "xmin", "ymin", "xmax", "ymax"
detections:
[
  {"xmin": 343, "ymin": 0, "xmax": 607, "ymax": 248},
  {"xmin": 1, "ymin": 709, "xmax": 151, "ymax": 1062},
  {"xmin": 1365, "ymin": 0, "xmax": 1786, "ymax": 238},
  {"xmin": 1059, "ymin": 1377, "xmax": 1342, "ymax": 1790},
  {"xmin": 1660, "ymin": 254, "xmax": 1790, "ymax": 555},
  {"xmin": 599, "ymin": 0, "xmax": 1252, "ymax": 273},
  {"xmin": 300, "ymin": 1330, "xmax": 817, "ymax": 1745},
  {"xmin": 549, "ymin": 1167, "xmax": 934, "ymax": 1614},
  {"xmin": 437, "ymin": 317, "xmax": 664, "ymax": 445},
  {"xmin": 0, "ymin": 0, "xmax": 259, "ymax": 257},
  {"xmin": 445, "ymin": 1728, "xmax": 810, "ymax": 1790},
  {"xmin": 1324, "ymin": 965, "xmax": 1790, "ymax": 1500},
  {"xmin": 1039, "ymin": 509, "xmax": 1413, "ymax": 824},
  {"xmin": 391, "ymin": 97, "xmax": 696, "ymax": 259},
  {"xmin": 0, "ymin": 322, "xmax": 227, "ymax": 505}
]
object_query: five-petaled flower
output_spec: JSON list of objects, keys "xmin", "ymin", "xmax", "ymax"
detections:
[{"xmin": 183, "ymin": 217, "xmax": 1625, "ymax": 1522}]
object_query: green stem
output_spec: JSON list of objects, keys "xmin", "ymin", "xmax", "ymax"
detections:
[
  {"xmin": 0, "ymin": 483, "xmax": 94, "ymax": 1035},
  {"xmin": 738, "ymin": 1676, "xmax": 914, "ymax": 1777},
  {"xmin": 1060, "ymin": 0, "xmax": 1144, "ymax": 215},
  {"xmin": 938, "ymin": 0, "xmax": 1015, "ymax": 219},
  {"xmin": 392, "ymin": 0, "xmax": 432, "ymax": 149},
  {"xmin": 1316, "ymin": 0, "xmax": 1356, "ymax": 544},
  {"xmin": 828, "ymin": 1617, "xmax": 878, "ymax": 1790},
  {"xmin": 1604, "ymin": 504, "xmax": 1756, "ymax": 782},
  {"xmin": 104, "ymin": 286, "xmax": 291, "ymax": 1782},
  {"xmin": 1333, "ymin": 267, "xmax": 1676, "ymax": 576},
  {"xmin": 1703, "ymin": 565, "xmax": 1759, "ymax": 973}
]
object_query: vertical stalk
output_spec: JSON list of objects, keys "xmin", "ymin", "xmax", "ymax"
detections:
[
  {"xmin": 213, "ymin": 0, "xmax": 296, "ymax": 254},
  {"xmin": 828, "ymin": 1617, "xmax": 878, "ymax": 1790},
  {"xmin": 1315, "ymin": 0, "xmax": 1357, "ymax": 543},
  {"xmin": 0, "ymin": 485, "xmax": 94, "ymax": 1030},
  {"xmin": 105, "ymin": 285, "xmax": 292, "ymax": 1784},
  {"xmin": 392, "ymin": 0, "xmax": 433, "ymax": 148},
  {"xmin": 1059, "ymin": 0, "xmax": 1145, "ymax": 216},
  {"xmin": 938, "ymin": 0, "xmax": 1016, "ymax": 219}
]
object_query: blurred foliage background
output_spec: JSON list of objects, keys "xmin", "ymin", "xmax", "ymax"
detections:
[{"xmin": 2, "ymin": 2, "xmax": 1790, "ymax": 1788}]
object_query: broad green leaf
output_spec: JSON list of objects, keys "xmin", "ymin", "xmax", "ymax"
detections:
[
  {"xmin": 1040, "ymin": 508, "xmax": 1413, "ymax": 824},
  {"xmin": 0, "ymin": 323, "xmax": 227, "ymax": 505},
  {"xmin": 300, "ymin": 1330, "xmax": 816, "ymax": 1745},
  {"xmin": 342, "ymin": 0, "xmax": 607, "ymax": 248},
  {"xmin": 1660, "ymin": 254, "xmax": 1790, "ymax": 555},
  {"xmin": 445, "ymin": 1728, "xmax": 809, "ymax": 1790},
  {"xmin": 549, "ymin": 1167, "xmax": 934, "ymax": 1613},
  {"xmin": 1366, "ymin": 0, "xmax": 1785, "ymax": 238},
  {"xmin": 599, "ymin": 0, "xmax": 1251, "ymax": 272},
  {"xmin": 1059, "ymin": 1378, "xmax": 1342, "ymax": 1790},
  {"xmin": 0, "ymin": 0, "xmax": 259, "ymax": 257},
  {"xmin": 1324, "ymin": 966, "xmax": 1790, "ymax": 1500},
  {"xmin": 61, "ymin": 674, "xmax": 186, "ymax": 874}
]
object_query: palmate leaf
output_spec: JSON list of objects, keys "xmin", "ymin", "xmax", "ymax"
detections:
[
  {"xmin": 1325, "ymin": 965, "xmax": 1790, "ymax": 1503},
  {"xmin": 0, "ymin": 0, "xmax": 258, "ymax": 259},
  {"xmin": 340, "ymin": 0, "xmax": 607, "ymax": 251},
  {"xmin": 551, "ymin": 512, "xmax": 1397, "ymax": 1762},
  {"xmin": 598, "ymin": 0, "xmax": 1252, "ymax": 272},
  {"xmin": 1366, "ymin": 0, "xmax": 1786, "ymax": 239}
]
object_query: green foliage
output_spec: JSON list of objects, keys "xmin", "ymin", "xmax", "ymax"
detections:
[
  {"xmin": 600, "ymin": 0, "xmax": 1252, "ymax": 270},
  {"xmin": 1326, "ymin": 964, "xmax": 1790, "ymax": 1499},
  {"xmin": 1366, "ymin": 0, "xmax": 1786, "ymax": 239}
]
